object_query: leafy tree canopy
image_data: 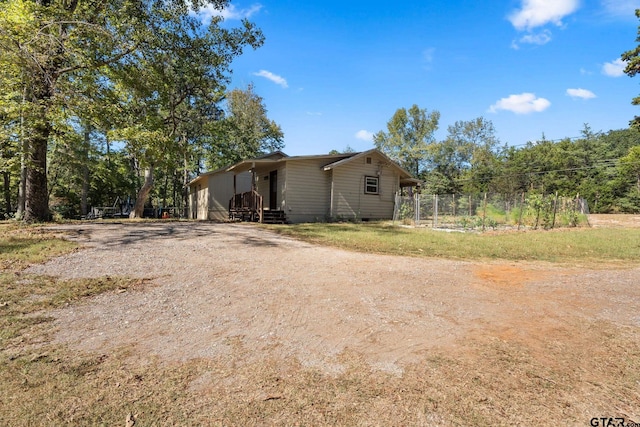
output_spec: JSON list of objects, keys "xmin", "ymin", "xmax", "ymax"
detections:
[
  {"xmin": 373, "ymin": 104, "xmax": 440, "ymax": 176},
  {"xmin": 205, "ymin": 84, "xmax": 284, "ymax": 169},
  {"xmin": 622, "ymin": 9, "xmax": 640, "ymax": 127},
  {"xmin": 0, "ymin": 0, "xmax": 264, "ymax": 221}
]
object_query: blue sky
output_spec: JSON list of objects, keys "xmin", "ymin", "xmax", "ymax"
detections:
[{"xmin": 197, "ymin": 0, "xmax": 640, "ymax": 155}]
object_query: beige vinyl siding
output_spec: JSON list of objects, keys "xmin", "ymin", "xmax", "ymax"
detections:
[
  {"xmin": 331, "ymin": 155, "xmax": 399, "ymax": 220},
  {"xmin": 235, "ymin": 171, "xmax": 252, "ymax": 193},
  {"xmin": 189, "ymin": 181, "xmax": 209, "ymax": 220},
  {"xmin": 282, "ymin": 159, "xmax": 331, "ymax": 223},
  {"xmin": 206, "ymin": 171, "xmax": 251, "ymax": 221},
  {"xmin": 207, "ymin": 173, "xmax": 234, "ymax": 221},
  {"xmin": 256, "ymin": 169, "xmax": 269, "ymax": 203}
]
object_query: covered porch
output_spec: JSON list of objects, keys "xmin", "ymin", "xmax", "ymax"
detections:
[{"xmin": 226, "ymin": 155, "xmax": 288, "ymax": 224}]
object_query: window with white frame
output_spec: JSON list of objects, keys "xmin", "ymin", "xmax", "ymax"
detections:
[{"xmin": 364, "ymin": 176, "xmax": 379, "ymax": 194}]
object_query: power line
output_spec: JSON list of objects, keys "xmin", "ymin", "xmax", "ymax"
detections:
[{"xmin": 506, "ymin": 136, "xmax": 584, "ymax": 148}]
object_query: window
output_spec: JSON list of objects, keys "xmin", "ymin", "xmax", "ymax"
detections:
[
  {"xmin": 366, "ymin": 156, "xmax": 372, "ymax": 164},
  {"xmin": 364, "ymin": 176, "xmax": 379, "ymax": 194}
]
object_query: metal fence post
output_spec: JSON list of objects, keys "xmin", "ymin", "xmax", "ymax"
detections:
[
  {"xmin": 518, "ymin": 192, "xmax": 525, "ymax": 230},
  {"xmin": 482, "ymin": 192, "xmax": 487, "ymax": 232},
  {"xmin": 552, "ymin": 191, "xmax": 559, "ymax": 229},
  {"xmin": 433, "ymin": 194, "xmax": 438, "ymax": 228}
]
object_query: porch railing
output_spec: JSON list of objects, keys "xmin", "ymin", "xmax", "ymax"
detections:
[{"xmin": 229, "ymin": 190, "xmax": 263, "ymax": 223}]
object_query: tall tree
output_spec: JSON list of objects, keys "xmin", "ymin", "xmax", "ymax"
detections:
[
  {"xmin": 0, "ymin": 72, "xmax": 20, "ymax": 215},
  {"xmin": 622, "ymin": 9, "xmax": 640, "ymax": 128},
  {"xmin": 617, "ymin": 145, "xmax": 640, "ymax": 212},
  {"xmin": 619, "ymin": 146, "xmax": 640, "ymax": 193},
  {"xmin": 426, "ymin": 117, "xmax": 499, "ymax": 193},
  {"xmin": 205, "ymin": 84, "xmax": 284, "ymax": 169},
  {"xmin": 0, "ymin": 0, "xmax": 262, "ymax": 221},
  {"xmin": 373, "ymin": 104, "xmax": 440, "ymax": 176},
  {"xmin": 0, "ymin": 108, "xmax": 18, "ymax": 215},
  {"xmin": 111, "ymin": 7, "xmax": 263, "ymax": 218},
  {"xmin": 0, "ymin": 0, "xmax": 138, "ymax": 221}
]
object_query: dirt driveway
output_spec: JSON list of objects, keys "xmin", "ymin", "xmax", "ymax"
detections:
[{"xmin": 27, "ymin": 221, "xmax": 640, "ymax": 422}]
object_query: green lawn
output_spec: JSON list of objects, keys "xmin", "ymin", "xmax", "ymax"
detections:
[{"xmin": 264, "ymin": 222, "xmax": 640, "ymax": 264}]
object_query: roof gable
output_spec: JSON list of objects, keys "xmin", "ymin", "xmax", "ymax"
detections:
[
  {"xmin": 254, "ymin": 150, "xmax": 289, "ymax": 160},
  {"xmin": 322, "ymin": 149, "xmax": 414, "ymax": 179}
]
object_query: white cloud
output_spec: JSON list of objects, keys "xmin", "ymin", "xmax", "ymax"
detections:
[
  {"xmin": 602, "ymin": 58, "xmax": 626, "ymax": 77},
  {"xmin": 511, "ymin": 29, "xmax": 552, "ymax": 49},
  {"xmin": 601, "ymin": 0, "xmax": 640, "ymax": 17},
  {"xmin": 195, "ymin": 3, "xmax": 262, "ymax": 24},
  {"xmin": 509, "ymin": 0, "xmax": 580, "ymax": 31},
  {"xmin": 253, "ymin": 70, "xmax": 288, "ymax": 88},
  {"xmin": 519, "ymin": 30, "xmax": 552, "ymax": 45},
  {"xmin": 566, "ymin": 88, "xmax": 597, "ymax": 99},
  {"xmin": 355, "ymin": 130, "xmax": 374, "ymax": 142},
  {"xmin": 489, "ymin": 93, "xmax": 551, "ymax": 114}
]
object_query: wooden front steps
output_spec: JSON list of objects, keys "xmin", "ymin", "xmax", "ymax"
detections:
[
  {"xmin": 262, "ymin": 210, "xmax": 287, "ymax": 224},
  {"xmin": 228, "ymin": 191, "xmax": 287, "ymax": 224}
]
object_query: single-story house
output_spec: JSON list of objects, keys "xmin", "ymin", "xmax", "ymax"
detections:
[{"xmin": 188, "ymin": 148, "xmax": 419, "ymax": 223}]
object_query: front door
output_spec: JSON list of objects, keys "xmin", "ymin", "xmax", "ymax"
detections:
[{"xmin": 269, "ymin": 170, "xmax": 278, "ymax": 210}]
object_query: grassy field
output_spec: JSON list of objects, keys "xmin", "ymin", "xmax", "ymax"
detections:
[
  {"xmin": 264, "ymin": 222, "xmax": 640, "ymax": 264},
  {"xmin": 1, "ymin": 220, "xmax": 639, "ymax": 425}
]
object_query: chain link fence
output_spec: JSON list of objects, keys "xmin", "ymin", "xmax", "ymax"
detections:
[{"xmin": 393, "ymin": 193, "xmax": 590, "ymax": 230}]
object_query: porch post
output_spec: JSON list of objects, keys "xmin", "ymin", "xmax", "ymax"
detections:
[
  {"xmin": 330, "ymin": 175, "xmax": 335, "ymax": 217},
  {"xmin": 251, "ymin": 162, "xmax": 256, "ymax": 190}
]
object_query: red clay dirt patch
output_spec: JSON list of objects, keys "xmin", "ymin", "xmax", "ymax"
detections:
[{"xmin": 472, "ymin": 264, "xmax": 543, "ymax": 288}]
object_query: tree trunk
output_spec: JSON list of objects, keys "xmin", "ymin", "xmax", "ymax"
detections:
[
  {"xmin": 130, "ymin": 165, "xmax": 154, "ymax": 218},
  {"xmin": 16, "ymin": 87, "xmax": 27, "ymax": 219},
  {"xmin": 24, "ymin": 114, "xmax": 51, "ymax": 222},
  {"xmin": 182, "ymin": 153, "xmax": 189, "ymax": 217},
  {"xmin": 80, "ymin": 126, "xmax": 91, "ymax": 216},
  {"xmin": 23, "ymin": 69, "xmax": 55, "ymax": 222},
  {"xmin": 17, "ymin": 156, "xmax": 27, "ymax": 218},
  {"xmin": 162, "ymin": 169, "xmax": 168, "ymax": 209},
  {"xmin": 172, "ymin": 171, "xmax": 178, "ymax": 213},
  {"xmin": 2, "ymin": 171, "xmax": 11, "ymax": 215}
]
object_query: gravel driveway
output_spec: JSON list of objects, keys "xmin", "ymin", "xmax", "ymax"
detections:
[{"xmin": 29, "ymin": 222, "xmax": 640, "ymax": 375}]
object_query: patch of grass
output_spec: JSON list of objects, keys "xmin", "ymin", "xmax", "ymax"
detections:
[
  {"xmin": 0, "ymin": 223, "xmax": 77, "ymax": 270},
  {"xmin": 264, "ymin": 222, "xmax": 640, "ymax": 263},
  {"xmin": 0, "ymin": 347, "xmax": 207, "ymax": 426},
  {"xmin": 0, "ymin": 273, "xmax": 150, "ymax": 345}
]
